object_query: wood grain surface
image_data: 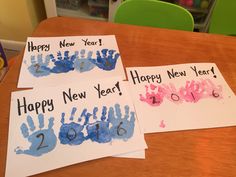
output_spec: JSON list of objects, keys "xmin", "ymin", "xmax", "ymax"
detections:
[{"xmin": 0, "ymin": 17, "xmax": 236, "ymax": 177}]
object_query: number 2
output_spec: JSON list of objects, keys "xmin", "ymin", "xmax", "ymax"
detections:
[
  {"xmin": 36, "ymin": 133, "xmax": 48, "ymax": 150},
  {"xmin": 34, "ymin": 64, "xmax": 42, "ymax": 73},
  {"xmin": 151, "ymin": 96, "xmax": 160, "ymax": 104}
]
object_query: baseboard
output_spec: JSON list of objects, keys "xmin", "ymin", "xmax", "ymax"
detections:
[{"xmin": 0, "ymin": 39, "xmax": 25, "ymax": 51}]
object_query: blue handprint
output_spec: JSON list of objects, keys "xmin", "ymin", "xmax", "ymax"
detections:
[
  {"xmin": 27, "ymin": 54, "xmax": 51, "ymax": 77},
  {"xmin": 59, "ymin": 107, "xmax": 91, "ymax": 145},
  {"xmin": 108, "ymin": 104, "xmax": 135, "ymax": 141},
  {"xmin": 86, "ymin": 106, "xmax": 112, "ymax": 143},
  {"xmin": 15, "ymin": 114, "xmax": 57, "ymax": 156},
  {"xmin": 74, "ymin": 50, "xmax": 95, "ymax": 73},
  {"xmin": 89, "ymin": 49, "xmax": 120, "ymax": 71},
  {"xmin": 49, "ymin": 51, "xmax": 76, "ymax": 73}
]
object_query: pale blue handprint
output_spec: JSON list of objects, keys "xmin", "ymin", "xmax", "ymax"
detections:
[
  {"xmin": 108, "ymin": 104, "xmax": 135, "ymax": 141},
  {"xmin": 27, "ymin": 54, "xmax": 51, "ymax": 77},
  {"xmin": 15, "ymin": 114, "xmax": 57, "ymax": 156},
  {"xmin": 49, "ymin": 51, "xmax": 76, "ymax": 73},
  {"xmin": 59, "ymin": 107, "xmax": 91, "ymax": 145},
  {"xmin": 86, "ymin": 106, "xmax": 112, "ymax": 143},
  {"xmin": 74, "ymin": 50, "xmax": 95, "ymax": 73},
  {"xmin": 89, "ymin": 49, "xmax": 120, "ymax": 71}
]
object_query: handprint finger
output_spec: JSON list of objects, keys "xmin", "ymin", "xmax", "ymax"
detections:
[
  {"xmin": 93, "ymin": 107, "xmax": 98, "ymax": 119},
  {"xmin": 70, "ymin": 107, "xmax": 77, "ymax": 121},
  {"xmin": 38, "ymin": 113, "xmax": 44, "ymax": 129},
  {"xmin": 20, "ymin": 123, "xmax": 29, "ymax": 138},
  {"xmin": 101, "ymin": 106, "xmax": 107, "ymax": 121},
  {"xmin": 48, "ymin": 117, "xmax": 54, "ymax": 129},
  {"xmin": 37, "ymin": 54, "xmax": 43, "ymax": 64},
  {"xmin": 101, "ymin": 49, "xmax": 108, "ymax": 57},
  {"xmin": 61, "ymin": 112, "xmax": 65, "ymax": 124},
  {"xmin": 108, "ymin": 107, "xmax": 115, "ymax": 122},
  {"xmin": 114, "ymin": 53, "xmax": 120, "ymax": 60},
  {"xmin": 44, "ymin": 55, "xmax": 51, "ymax": 65},
  {"xmin": 80, "ymin": 49, "xmax": 85, "ymax": 58},
  {"xmin": 123, "ymin": 105, "xmax": 129, "ymax": 120},
  {"xmin": 27, "ymin": 115, "xmax": 35, "ymax": 131},
  {"xmin": 57, "ymin": 51, "xmax": 62, "ymax": 60},
  {"xmin": 64, "ymin": 51, "xmax": 70, "ymax": 60},
  {"xmin": 87, "ymin": 51, "xmax": 93, "ymax": 58},
  {"xmin": 114, "ymin": 103, "xmax": 122, "ymax": 119},
  {"xmin": 30, "ymin": 55, "xmax": 36, "ymax": 64}
]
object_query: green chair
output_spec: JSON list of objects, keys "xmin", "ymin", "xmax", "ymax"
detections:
[
  {"xmin": 208, "ymin": 0, "xmax": 236, "ymax": 36},
  {"xmin": 113, "ymin": 0, "xmax": 194, "ymax": 31}
]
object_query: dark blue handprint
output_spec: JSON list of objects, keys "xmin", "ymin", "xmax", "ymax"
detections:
[
  {"xmin": 108, "ymin": 104, "xmax": 135, "ymax": 141},
  {"xmin": 15, "ymin": 114, "xmax": 57, "ymax": 156},
  {"xmin": 89, "ymin": 49, "xmax": 120, "ymax": 71},
  {"xmin": 74, "ymin": 50, "xmax": 95, "ymax": 73},
  {"xmin": 49, "ymin": 51, "xmax": 76, "ymax": 73},
  {"xmin": 27, "ymin": 54, "xmax": 51, "ymax": 77},
  {"xmin": 86, "ymin": 106, "xmax": 111, "ymax": 143},
  {"xmin": 59, "ymin": 107, "xmax": 91, "ymax": 145}
]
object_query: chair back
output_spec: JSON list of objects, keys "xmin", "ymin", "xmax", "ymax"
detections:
[
  {"xmin": 114, "ymin": 0, "xmax": 194, "ymax": 31},
  {"xmin": 209, "ymin": 0, "xmax": 236, "ymax": 36}
]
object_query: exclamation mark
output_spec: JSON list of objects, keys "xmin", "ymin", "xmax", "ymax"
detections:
[
  {"xmin": 115, "ymin": 81, "xmax": 122, "ymax": 96},
  {"xmin": 99, "ymin": 39, "xmax": 102, "ymax": 46},
  {"xmin": 211, "ymin": 66, "xmax": 217, "ymax": 78}
]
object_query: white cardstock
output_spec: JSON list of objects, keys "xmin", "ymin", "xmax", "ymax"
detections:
[
  {"xmin": 127, "ymin": 63, "xmax": 236, "ymax": 133},
  {"xmin": 18, "ymin": 35, "xmax": 125, "ymax": 88},
  {"xmin": 6, "ymin": 77, "xmax": 147, "ymax": 177}
]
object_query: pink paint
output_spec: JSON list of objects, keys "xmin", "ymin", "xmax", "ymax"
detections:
[
  {"xmin": 159, "ymin": 120, "xmax": 166, "ymax": 128},
  {"xmin": 179, "ymin": 80, "xmax": 205, "ymax": 103},
  {"xmin": 160, "ymin": 83, "xmax": 183, "ymax": 104},
  {"xmin": 139, "ymin": 79, "xmax": 223, "ymax": 106},
  {"xmin": 139, "ymin": 84, "xmax": 165, "ymax": 106}
]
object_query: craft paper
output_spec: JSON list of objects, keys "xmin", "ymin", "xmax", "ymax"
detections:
[
  {"xmin": 127, "ymin": 63, "xmax": 236, "ymax": 133},
  {"xmin": 6, "ymin": 77, "xmax": 147, "ymax": 177},
  {"xmin": 17, "ymin": 35, "xmax": 125, "ymax": 88}
]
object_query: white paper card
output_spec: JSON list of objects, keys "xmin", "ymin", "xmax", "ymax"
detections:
[
  {"xmin": 17, "ymin": 35, "xmax": 125, "ymax": 88},
  {"xmin": 127, "ymin": 63, "xmax": 236, "ymax": 133},
  {"xmin": 6, "ymin": 77, "xmax": 147, "ymax": 177}
]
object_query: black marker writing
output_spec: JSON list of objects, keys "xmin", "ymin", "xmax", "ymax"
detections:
[
  {"xmin": 129, "ymin": 70, "xmax": 162, "ymax": 85},
  {"xmin": 62, "ymin": 88, "xmax": 86, "ymax": 104},
  {"xmin": 27, "ymin": 41, "xmax": 50, "ymax": 52},
  {"xmin": 59, "ymin": 39, "xmax": 75, "ymax": 48},
  {"xmin": 17, "ymin": 97, "xmax": 54, "ymax": 116},
  {"xmin": 167, "ymin": 68, "xmax": 186, "ymax": 79},
  {"xmin": 94, "ymin": 81, "xmax": 122, "ymax": 99}
]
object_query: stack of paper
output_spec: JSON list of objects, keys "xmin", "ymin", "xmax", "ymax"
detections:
[
  {"xmin": 6, "ymin": 35, "xmax": 147, "ymax": 177},
  {"xmin": 5, "ymin": 35, "xmax": 236, "ymax": 177}
]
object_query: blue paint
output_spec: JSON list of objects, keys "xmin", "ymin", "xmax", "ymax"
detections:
[
  {"xmin": 59, "ymin": 107, "xmax": 91, "ymax": 145},
  {"xmin": 20, "ymin": 123, "xmax": 29, "ymax": 138},
  {"xmin": 86, "ymin": 106, "xmax": 111, "ymax": 143},
  {"xmin": 50, "ymin": 51, "xmax": 75, "ymax": 73},
  {"xmin": 89, "ymin": 49, "xmax": 120, "ymax": 71},
  {"xmin": 74, "ymin": 50, "xmax": 95, "ymax": 73},
  {"xmin": 93, "ymin": 107, "xmax": 98, "ymax": 119},
  {"xmin": 27, "ymin": 54, "xmax": 51, "ymax": 77},
  {"xmin": 15, "ymin": 114, "xmax": 57, "ymax": 157},
  {"xmin": 38, "ymin": 113, "xmax": 44, "ymax": 129},
  {"xmin": 86, "ymin": 121, "xmax": 111, "ymax": 143},
  {"xmin": 59, "ymin": 122, "xmax": 85, "ymax": 145},
  {"xmin": 27, "ymin": 115, "xmax": 35, "ymax": 131},
  {"xmin": 108, "ymin": 104, "xmax": 135, "ymax": 141}
]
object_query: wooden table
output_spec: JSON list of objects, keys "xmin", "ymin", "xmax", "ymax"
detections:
[{"xmin": 1, "ymin": 17, "xmax": 236, "ymax": 177}]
